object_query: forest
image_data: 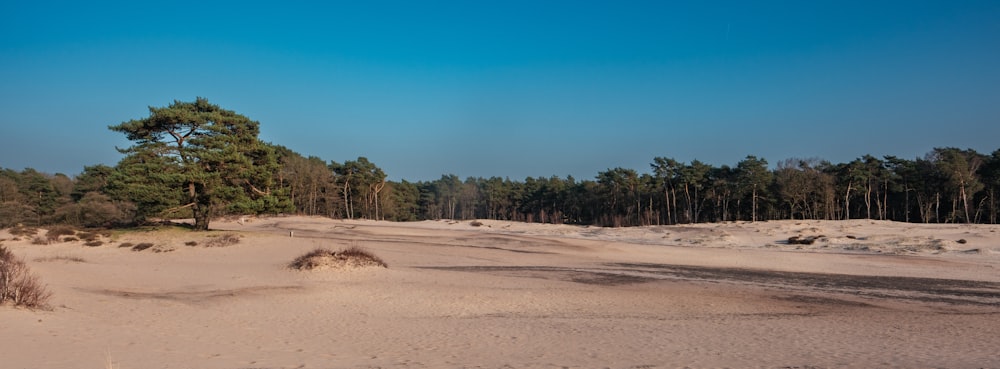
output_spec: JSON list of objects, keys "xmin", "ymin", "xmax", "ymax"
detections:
[{"xmin": 2, "ymin": 99, "xmax": 999, "ymax": 229}]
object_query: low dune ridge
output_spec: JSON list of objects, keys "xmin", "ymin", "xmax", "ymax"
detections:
[{"xmin": 2, "ymin": 216, "xmax": 999, "ymax": 368}]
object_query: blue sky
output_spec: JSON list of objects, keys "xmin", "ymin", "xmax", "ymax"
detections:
[{"xmin": 1, "ymin": 1, "xmax": 998, "ymax": 181}]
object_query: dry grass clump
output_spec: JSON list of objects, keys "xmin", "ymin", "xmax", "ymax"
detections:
[
  {"xmin": 34, "ymin": 255, "xmax": 86, "ymax": 263},
  {"xmin": 118, "ymin": 242, "xmax": 134, "ymax": 248},
  {"xmin": 84, "ymin": 240, "xmax": 104, "ymax": 247},
  {"xmin": 788, "ymin": 235, "xmax": 824, "ymax": 245},
  {"xmin": 9, "ymin": 225, "xmax": 38, "ymax": 237},
  {"xmin": 31, "ymin": 237, "xmax": 49, "ymax": 245},
  {"xmin": 0, "ymin": 246, "xmax": 52, "ymax": 309},
  {"xmin": 289, "ymin": 246, "xmax": 388, "ymax": 271},
  {"xmin": 76, "ymin": 231, "xmax": 101, "ymax": 242},
  {"xmin": 131, "ymin": 243, "xmax": 155, "ymax": 252},
  {"xmin": 205, "ymin": 233, "xmax": 241, "ymax": 247},
  {"xmin": 45, "ymin": 226, "xmax": 77, "ymax": 242},
  {"xmin": 185, "ymin": 241, "xmax": 198, "ymax": 246},
  {"xmin": 470, "ymin": 220, "xmax": 484, "ymax": 227}
]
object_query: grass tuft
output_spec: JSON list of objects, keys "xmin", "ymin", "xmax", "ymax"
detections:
[
  {"xmin": 131, "ymin": 243, "xmax": 154, "ymax": 251},
  {"xmin": 289, "ymin": 246, "xmax": 387, "ymax": 270}
]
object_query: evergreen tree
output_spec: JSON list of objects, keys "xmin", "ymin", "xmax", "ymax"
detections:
[{"xmin": 108, "ymin": 98, "xmax": 289, "ymax": 230}]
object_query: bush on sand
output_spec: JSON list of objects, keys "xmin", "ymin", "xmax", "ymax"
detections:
[{"xmin": 0, "ymin": 246, "xmax": 52, "ymax": 309}]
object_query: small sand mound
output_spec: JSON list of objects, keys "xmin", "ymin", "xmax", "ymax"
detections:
[{"xmin": 290, "ymin": 246, "xmax": 388, "ymax": 271}]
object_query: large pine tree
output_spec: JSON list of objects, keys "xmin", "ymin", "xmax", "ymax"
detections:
[{"xmin": 109, "ymin": 98, "xmax": 290, "ymax": 230}]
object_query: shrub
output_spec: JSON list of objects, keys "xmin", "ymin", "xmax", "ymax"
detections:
[
  {"xmin": 31, "ymin": 237, "xmax": 48, "ymax": 245},
  {"xmin": 289, "ymin": 246, "xmax": 388, "ymax": 270},
  {"xmin": 64, "ymin": 237, "xmax": 79, "ymax": 242},
  {"xmin": 118, "ymin": 242, "xmax": 134, "ymax": 248},
  {"xmin": 131, "ymin": 243, "xmax": 154, "ymax": 252},
  {"xmin": 185, "ymin": 241, "xmax": 198, "ymax": 246},
  {"xmin": 85, "ymin": 241, "xmax": 104, "ymax": 247},
  {"xmin": 0, "ymin": 246, "xmax": 52, "ymax": 309},
  {"xmin": 470, "ymin": 220, "xmax": 484, "ymax": 227}
]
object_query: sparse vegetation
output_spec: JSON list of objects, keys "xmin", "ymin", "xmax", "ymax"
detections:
[
  {"xmin": 131, "ymin": 243, "xmax": 154, "ymax": 251},
  {"xmin": 64, "ymin": 237, "xmax": 79, "ymax": 242},
  {"xmin": 290, "ymin": 246, "xmax": 387, "ymax": 270},
  {"xmin": 118, "ymin": 242, "xmax": 134, "ymax": 248},
  {"xmin": 31, "ymin": 237, "xmax": 48, "ymax": 245},
  {"xmin": 45, "ymin": 226, "xmax": 76, "ymax": 242},
  {"xmin": 34, "ymin": 255, "xmax": 86, "ymax": 263},
  {"xmin": 76, "ymin": 231, "xmax": 99, "ymax": 241},
  {"xmin": 470, "ymin": 220, "xmax": 484, "ymax": 227},
  {"xmin": 85, "ymin": 241, "xmax": 104, "ymax": 247},
  {"xmin": 205, "ymin": 233, "xmax": 241, "ymax": 247},
  {"xmin": 0, "ymin": 246, "xmax": 52, "ymax": 309},
  {"xmin": 788, "ymin": 235, "xmax": 823, "ymax": 245},
  {"xmin": 9, "ymin": 225, "xmax": 38, "ymax": 237},
  {"xmin": 185, "ymin": 241, "xmax": 198, "ymax": 246}
]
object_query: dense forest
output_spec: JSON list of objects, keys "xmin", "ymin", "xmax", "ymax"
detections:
[{"xmin": 2, "ymin": 99, "xmax": 999, "ymax": 229}]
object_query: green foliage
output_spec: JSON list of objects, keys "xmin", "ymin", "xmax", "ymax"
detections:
[{"xmin": 107, "ymin": 98, "xmax": 290, "ymax": 230}]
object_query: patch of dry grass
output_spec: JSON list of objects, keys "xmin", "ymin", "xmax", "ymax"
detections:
[
  {"xmin": 9, "ymin": 225, "xmax": 38, "ymax": 237},
  {"xmin": 76, "ymin": 231, "xmax": 100, "ymax": 241},
  {"xmin": 34, "ymin": 255, "xmax": 86, "ymax": 263},
  {"xmin": 205, "ymin": 233, "xmax": 241, "ymax": 247},
  {"xmin": 45, "ymin": 226, "xmax": 76, "ymax": 242},
  {"xmin": 289, "ymin": 246, "xmax": 388, "ymax": 271},
  {"xmin": 0, "ymin": 246, "xmax": 52, "ymax": 309}
]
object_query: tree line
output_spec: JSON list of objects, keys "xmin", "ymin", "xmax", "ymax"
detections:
[{"xmin": 2, "ymin": 99, "xmax": 999, "ymax": 229}]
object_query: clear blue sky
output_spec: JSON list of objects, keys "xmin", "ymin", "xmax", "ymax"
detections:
[{"xmin": 2, "ymin": 1, "xmax": 998, "ymax": 181}]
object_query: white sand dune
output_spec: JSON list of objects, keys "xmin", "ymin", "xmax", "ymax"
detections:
[{"xmin": 2, "ymin": 217, "xmax": 999, "ymax": 368}]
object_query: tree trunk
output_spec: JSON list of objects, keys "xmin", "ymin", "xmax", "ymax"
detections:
[
  {"xmin": 864, "ymin": 181, "xmax": 872, "ymax": 219},
  {"xmin": 959, "ymin": 181, "xmax": 971, "ymax": 224},
  {"xmin": 843, "ymin": 182, "xmax": 852, "ymax": 220},
  {"xmin": 192, "ymin": 195, "xmax": 211, "ymax": 231}
]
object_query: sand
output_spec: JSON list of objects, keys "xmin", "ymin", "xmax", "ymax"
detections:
[{"xmin": 2, "ymin": 217, "xmax": 999, "ymax": 368}]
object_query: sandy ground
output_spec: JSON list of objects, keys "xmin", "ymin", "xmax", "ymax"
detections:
[{"xmin": 2, "ymin": 216, "xmax": 999, "ymax": 369}]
